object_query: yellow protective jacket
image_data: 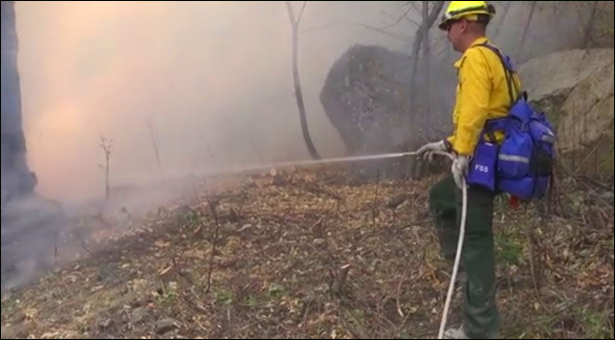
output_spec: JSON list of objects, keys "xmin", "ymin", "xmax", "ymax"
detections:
[{"xmin": 447, "ymin": 37, "xmax": 522, "ymax": 156}]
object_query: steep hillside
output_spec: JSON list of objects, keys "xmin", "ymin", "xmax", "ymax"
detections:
[{"xmin": 2, "ymin": 168, "xmax": 613, "ymax": 339}]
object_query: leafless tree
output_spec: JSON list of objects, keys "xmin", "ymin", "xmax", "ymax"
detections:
[
  {"xmin": 409, "ymin": 1, "xmax": 446, "ymax": 120},
  {"xmin": 99, "ymin": 136, "xmax": 113, "ymax": 202},
  {"xmin": 285, "ymin": 1, "xmax": 321, "ymax": 160},
  {"xmin": 147, "ymin": 119, "xmax": 163, "ymax": 175},
  {"xmin": 422, "ymin": 1, "xmax": 432, "ymax": 119}
]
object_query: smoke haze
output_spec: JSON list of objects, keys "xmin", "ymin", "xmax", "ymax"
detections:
[
  {"xmin": 15, "ymin": 1, "xmax": 593, "ymax": 203},
  {"xmin": 16, "ymin": 1, "xmax": 415, "ymax": 203}
]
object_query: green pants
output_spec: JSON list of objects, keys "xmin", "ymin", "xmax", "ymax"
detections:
[{"xmin": 429, "ymin": 176, "xmax": 500, "ymax": 339}]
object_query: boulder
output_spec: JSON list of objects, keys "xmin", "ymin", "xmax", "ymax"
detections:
[
  {"xmin": 519, "ymin": 48, "xmax": 614, "ymax": 175},
  {"xmin": 320, "ymin": 45, "xmax": 455, "ymax": 157}
]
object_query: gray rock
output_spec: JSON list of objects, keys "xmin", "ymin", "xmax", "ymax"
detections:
[
  {"xmin": 99, "ymin": 318, "xmax": 115, "ymax": 332},
  {"xmin": 131, "ymin": 308, "xmax": 148, "ymax": 325},
  {"xmin": 155, "ymin": 318, "xmax": 179, "ymax": 334}
]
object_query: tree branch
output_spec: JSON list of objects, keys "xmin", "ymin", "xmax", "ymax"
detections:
[
  {"xmin": 300, "ymin": 21, "xmax": 411, "ymax": 41},
  {"xmin": 409, "ymin": 1, "xmax": 445, "ymax": 115},
  {"xmin": 297, "ymin": 1, "xmax": 308, "ymax": 25},
  {"xmin": 285, "ymin": 1, "xmax": 296, "ymax": 26},
  {"xmin": 383, "ymin": 2, "xmax": 419, "ymax": 30}
]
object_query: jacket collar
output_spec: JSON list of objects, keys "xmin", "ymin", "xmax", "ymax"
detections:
[{"xmin": 454, "ymin": 37, "xmax": 489, "ymax": 68}]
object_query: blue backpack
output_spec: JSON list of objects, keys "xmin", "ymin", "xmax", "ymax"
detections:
[{"xmin": 465, "ymin": 42, "xmax": 556, "ymax": 201}]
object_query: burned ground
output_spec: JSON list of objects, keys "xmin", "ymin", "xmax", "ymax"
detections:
[{"xmin": 1, "ymin": 167, "xmax": 613, "ymax": 339}]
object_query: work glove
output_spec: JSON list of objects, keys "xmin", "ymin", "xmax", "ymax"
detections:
[
  {"xmin": 451, "ymin": 154, "xmax": 470, "ymax": 190},
  {"xmin": 417, "ymin": 140, "xmax": 450, "ymax": 162}
]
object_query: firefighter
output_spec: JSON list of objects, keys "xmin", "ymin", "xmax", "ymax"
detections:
[{"xmin": 418, "ymin": 1, "xmax": 522, "ymax": 338}]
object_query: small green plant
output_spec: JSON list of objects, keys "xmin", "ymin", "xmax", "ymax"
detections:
[
  {"xmin": 215, "ymin": 289, "xmax": 233, "ymax": 306},
  {"xmin": 245, "ymin": 295, "xmax": 258, "ymax": 308},
  {"xmin": 581, "ymin": 309, "xmax": 612, "ymax": 339},
  {"xmin": 1, "ymin": 297, "xmax": 16, "ymax": 316},
  {"xmin": 157, "ymin": 282, "xmax": 178, "ymax": 307},
  {"xmin": 268, "ymin": 284, "xmax": 285, "ymax": 299},
  {"xmin": 495, "ymin": 233, "xmax": 523, "ymax": 267}
]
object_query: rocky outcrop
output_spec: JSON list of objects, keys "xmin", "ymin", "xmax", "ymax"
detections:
[
  {"xmin": 519, "ymin": 48, "xmax": 614, "ymax": 175},
  {"xmin": 320, "ymin": 45, "xmax": 455, "ymax": 157}
]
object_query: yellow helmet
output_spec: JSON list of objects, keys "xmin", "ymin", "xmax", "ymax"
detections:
[{"xmin": 438, "ymin": 1, "xmax": 496, "ymax": 31}]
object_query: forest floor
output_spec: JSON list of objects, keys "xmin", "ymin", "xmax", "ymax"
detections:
[{"xmin": 1, "ymin": 167, "xmax": 613, "ymax": 339}]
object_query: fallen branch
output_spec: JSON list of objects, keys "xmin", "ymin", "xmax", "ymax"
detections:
[{"xmin": 204, "ymin": 198, "xmax": 221, "ymax": 294}]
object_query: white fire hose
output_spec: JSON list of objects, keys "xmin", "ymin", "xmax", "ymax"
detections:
[{"xmin": 425, "ymin": 151, "xmax": 467, "ymax": 339}]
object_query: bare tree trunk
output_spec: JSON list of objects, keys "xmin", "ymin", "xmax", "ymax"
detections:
[
  {"xmin": 422, "ymin": 1, "xmax": 431, "ymax": 121},
  {"xmin": 517, "ymin": 1, "xmax": 537, "ymax": 62},
  {"xmin": 285, "ymin": 1, "xmax": 321, "ymax": 160},
  {"xmin": 100, "ymin": 137, "xmax": 112, "ymax": 202},
  {"xmin": 147, "ymin": 120, "xmax": 163, "ymax": 175},
  {"xmin": 409, "ymin": 1, "xmax": 445, "ymax": 125}
]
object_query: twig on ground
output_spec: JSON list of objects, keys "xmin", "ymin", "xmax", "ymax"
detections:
[
  {"xmin": 526, "ymin": 228, "xmax": 551, "ymax": 315},
  {"xmin": 302, "ymin": 298, "xmax": 313, "ymax": 333},
  {"xmin": 205, "ymin": 198, "xmax": 221, "ymax": 294},
  {"xmin": 396, "ymin": 248, "xmax": 424, "ymax": 317},
  {"xmin": 372, "ymin": 168, "xmax": 381, "ymax": 227},
  {"xmin": 390, "ymin": 309, "xmax": 414, "ymax": 340},
  {"xmin": 576, "ymin": 175, "xmax": 613, "ymax": 192}
]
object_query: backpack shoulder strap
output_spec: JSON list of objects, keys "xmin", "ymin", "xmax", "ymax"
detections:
[{"xmin": 475, "ymin": 42, "xmax": 521, "ymax": 106}]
